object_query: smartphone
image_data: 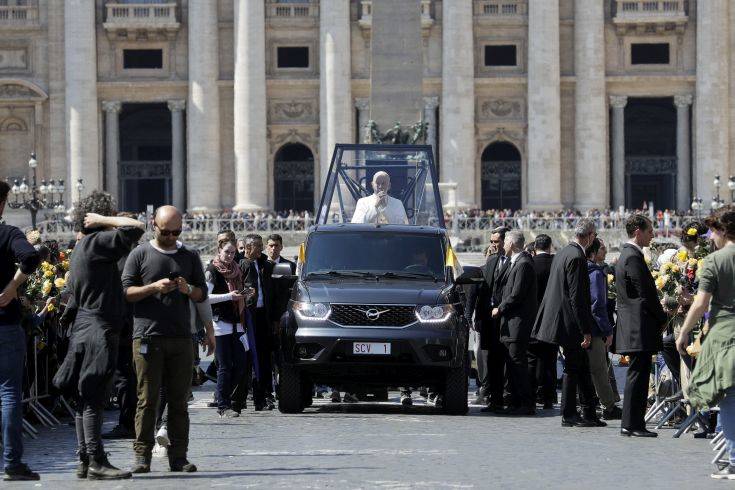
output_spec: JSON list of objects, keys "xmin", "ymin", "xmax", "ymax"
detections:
[{"xmin": 168, "ymin": 271, "xmax": 179, "ymax": 281}]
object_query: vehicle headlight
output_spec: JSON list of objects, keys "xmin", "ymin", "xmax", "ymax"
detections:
[
  {"xmin": 293, "ymin": 301, "xmax": 331, "ymax": 321},
  {"xmin": 415, "ymin": 304, "xmax": 454, "ymax": 323}
]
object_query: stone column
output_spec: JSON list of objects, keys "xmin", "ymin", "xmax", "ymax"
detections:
[
  {"xmin": 695, "ymin": 0, "xmax": 730, "ymax": 202},
  {"xmin": 674, "ymin": 95, "xmax": 693, "ymax": 211},
  {"xmin": 187, "ymin": 0, "xmax": 220, "ymax": 212},
  {"xmin": 527, "ymin": 0, "xmax": 561, "ymax": 208},
  {"xmin": 320, "ymin": 0, "xmax": 353, "ymax": 189},
  {"xmin": 441, "ymin": 0, "xmax": 475, "ymax": 207},
  {"xmin": 355, "ymin": 98, "xmax": 370, "ymax": 143},
  {"xmin": 610, "ymin": 95, "xmax": 628, "ymax": 209},
  {"xmin": 574, "ymin": 0, "xmax": 606, "ymax": 209},
  {"xmin": 234, "ymin": 0, "xmax": 268, "ymax": 211},
  {"xmin": 102, "ymin": 101, "xmax": 121, "ymax": 201},
  {"xmin": 48, "ymin": 0, "xmax": 66, "ymax": 181},
  {"xmin": 65, "ymin": 0, "xmax": 99, "ymax": 199},
  {"xmin": 168, "ymin": 100, "xmax": 186, "ymax": 211},
  {"xmin": 423, "ymin": 96, "xmax": 439, "ymax": 159}
]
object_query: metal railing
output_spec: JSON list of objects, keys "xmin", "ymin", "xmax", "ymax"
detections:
[{"xmin": 0, "ymin": 5, "xmax": 37, "ymax": 23}]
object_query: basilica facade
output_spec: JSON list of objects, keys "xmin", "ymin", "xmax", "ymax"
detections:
[{"xmin": 0, "ymin": 0, "xmax": 732, "ymax": 218}]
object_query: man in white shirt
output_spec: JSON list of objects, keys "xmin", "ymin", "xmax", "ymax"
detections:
[{"xmin": 351, "ymin": 171, "xmax": 408, "ymax": 225}]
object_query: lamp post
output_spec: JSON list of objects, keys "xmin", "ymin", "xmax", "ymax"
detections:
[
  {"xmin": 691, "ymin": 196, "xmax": 703, "ymax": 220},
  {"xmin": 6, "ymin": 153, "xmax": 66, "ymax": 229},
  {"xmin": 728, "ymin": 176, "xmax": 735, "ymax": 203}
]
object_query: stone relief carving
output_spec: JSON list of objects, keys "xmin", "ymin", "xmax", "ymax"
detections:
[
  {"xmin": 0, "ymin": 49, "xmax": 28, "ymax": 70},
  {"xmin": 0, "ymin": 116, "xmax": 28, "ymax": 132},
  {"xmin": 0, "ymin": 84, "xmax": 36, "ymax": 99},
  {"xmin": 479, "ymin": 98, "xmax": 524, "ymax": 121},
  {"xmin": 271, "ymin": 128, "xmax": 318, "ymax": 148},
  {"xmin": 269, "ymin": 100, "xmax": 317, "ymax": 123}
]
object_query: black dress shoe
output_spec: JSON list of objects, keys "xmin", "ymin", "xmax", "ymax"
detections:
[
  {"xmin": 602, "ymin": 405, "xmax": 623, "ymax": 420},
  {"xmin": 542, "ymin": 402, "xmax": 554, "ymax": 410},
  {"xmin": 583, "ymin": 417, "xmax": 607, "ymax": 427},
  {"xmin": 503, "ymin": 405, "xmax": 536, "ymax": 416},
  {"xmin": 480, "ymin": 404, "xmax": 504, "ymax": 413},
  {"xmin": 561, "ymin": 416, "xmax": 597, "ymax": 427},
  {"xmin": 620, "ymin": 428, "xmax": 657, "ymax": 437},
  {"xmin": 102, "ymin": 425, "xmax": 135, "ymax": 440}
]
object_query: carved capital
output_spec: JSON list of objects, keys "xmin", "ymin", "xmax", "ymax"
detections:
[
  {"xmin": 609, "ymin": 95, "xmax": 628, "ymax": 109},
  {"xmin": 673, "ymin": 94, "xmax": 693, "ymax": 108},
  {"xmin": 423, "ymin": 96, "xmax": 439, "ymax": 110},
  {"xmin": 167, "ymin": 99, "xmax": 186, "ymax": 112},
  {"xmin": 102, "ymin": 100, "xmax": 122, "ymax": 113},
  {"xmin": 354, "ymin": 97, "xmax": 370, "ymax": 110}
]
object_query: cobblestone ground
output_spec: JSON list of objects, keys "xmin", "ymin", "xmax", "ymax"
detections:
[{"xmin": 10, "ymin": 363, "xmax": 728, "ymax": 489}]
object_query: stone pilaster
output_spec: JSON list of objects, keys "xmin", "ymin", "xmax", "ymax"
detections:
[
  {"xmin": 440, "ymin": 0, "xmax": 475, "ymax": 207},
  {"xmin": 234, "ymin": 0, "xmax": 268, "ymax": 211},
  {"xmin": 574, "ymin": 0, "xmax": 606, "ymax": 209},
  {"xmin": 320, "ymin": 0, "xmax": 353, "ymax": 189},
  {"xmin": 695, "ymin": 0, "xmax": 730, "ymax": 202},
  {"xmin": 48, "ymin": 0, "xmax": 66, "ymax": 181},
  {"xmin": 187, "ymin": 0, "xmax": 220, "ymax": 212},
  {"xmin": 527, "ymin": 0, "xmax": 561, "ymax": 208},
  {"xmin": 102, "ymin": 101, "xmax": 121, "ymax": 201},
  {"xmin": 610, "ymin": 95, "xmax": 628, "ymax": 209},
  {"xmin": 674, "ymin": 95, "xmax": 693, "ymax": 211},
  {"xmin": 355, "ymin": 98, "xmax": 370, "ymax": 143},
  {"xmin": 65, "ymin": 0, "xmax": 99, "ymax": 199},
  {"xmin": 423, "ymin": 96, "xmax": 439, "ymax": 159},
  {"xmin": 168, "ymin": 100, "xmax": 186, "ymax": 211}
]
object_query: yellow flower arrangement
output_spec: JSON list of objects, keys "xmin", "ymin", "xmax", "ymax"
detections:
[
  {"xmin": 607, "ymin": 274, "xmax": 614, "ymax": 285},
  {"xmin": 655, "ymin": 276, "xmax": 666, "ymax": 290},
  {"xmin": 47, "ymin": 303, "xmax": 56, "ymax": 313},
  {"xmin": 43, "ymin": 269, "xmax": 54, "ymax": 278},
  {"xmin": 676, "ymin": 249, "xmax": 688, "ymax": 262},
  {"xmin": 670, "ymin": 264, "xmax": 680, "ymax": 274},
  {"xmin": 41, "ymin": 280, "xmax": 52, "ymax": 296},
  {"xmin": 54, "ymin": 277, "xmax": 66, "ymax": 289},
  {"xmin": 688, "ymin": 258, "xmax": 698, "ymax": 268}
]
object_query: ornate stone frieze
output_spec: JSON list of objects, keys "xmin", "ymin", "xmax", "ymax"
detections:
[
  {"xmin": 270, "ymin": 127, "xmax": 318, "ymax": 149},
  {"xmin": 0, "ymin": 116, "xmax": 28, "ymax": 132},
  {"xmin": 269, "ymin": 99, "xmax": 317, "ymax": 124},
  {"xmin": 0, "ymin": 84, "xmax": 35, "ymax": 99},
  {"xmin": 478, "ymin": 97, "xmax": 524, "ymax": 121}
]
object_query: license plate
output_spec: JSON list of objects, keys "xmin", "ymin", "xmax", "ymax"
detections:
[{"xmin": 352, "ymin": 342, "xmax": 391, "ymax": 355}]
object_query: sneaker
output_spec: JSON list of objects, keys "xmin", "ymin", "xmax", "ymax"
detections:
[
  {"xmin": 219, "ymin": 408, "xmax": 240, "ymax": 418},
  {"xmin": 400, "ymin": 392, "xmax": 413, "ymax": 406},
  {"xmin": 102, "ymin": 424, "xmax": 135, "ymax": 440},
  {"xmin": 711, "ymin": 464, "xmax": 735, "ymax": 480},
  {"xmin": 330, "ymin": 391, "xmax": 341, "ymax": 403},
  {"xmin": 76, "ymin": 453, "xmax": 89, "ymax": 479},
  {"xmin": 87, "ymin": 453, "xmax": 132, "ymax": 480},
  {"xmin": 3, "ymin": 463, "xmax": 40, "ymax": 481},
  {"xmin": 131, "ymin": 454, "xmax": 151, "ymax": 474},
  {"xmin": 155, "ymin": 426, "xmax": 170, "ymax": 447},
  {"xmin": 169, "ymin": 457, "xmax": 197, "ymax": 473},
  {"xmin": 152, "ymin": 442, "xmax": 168, "ymax": 458},
  {"xmin": 343, "ymin": 393, "xmax": 359, "ymax": 403}
]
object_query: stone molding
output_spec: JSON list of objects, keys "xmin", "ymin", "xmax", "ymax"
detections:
[
  {"xmin": 478, "ymin": 97, "xmax": 525, "ymax": 121},
  {"xmin": 354, "ymin": 97, "xmax": 369, "ymax": 110},
  {"xmin": 673, "ymin": 94, "xmax": 693, "ymax": 107},
  {"xmin": 609, "ymin": 95, "xmax": 628, "ymax": 109},
  {"xmin": 423, "ymin": 96, "xmax": 439, "ymax": 109},
  {"xmin": 167, "ymin": 99, "xmax": 186, "ymax": 112},
  {"xmin": 102, "ymin": 100, "xmax": 122, "ymax": 113},
  {"xmin": 269, "ymin": 99, "xmax": 317, "ymax": 124}
]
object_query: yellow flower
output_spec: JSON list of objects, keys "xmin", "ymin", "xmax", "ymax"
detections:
[
  {"xmin": 688, "ymin": 258, "xmax": 698, "ymax": 268},
  {"xmin": 661, "ymin": 263, "xmax": 671, "ymax": 273},
  {"xmin": 43, "ymin": 269, "xmax": 54, "ymax": 278},
  {"xmin": 676, "ymin": 249, "xmax": 688, "ymax": 262},
  {"xmin": 47, "ymin": 303, "xmax": 56, "ymax": 313},
  {"xmin": 41, "ymin": 280, "xmax": 52, "ymax": 296},
  {"xmin": 652, "ymin": 270, "xmax": 660, "ymax": 278},
  {"xmin": 54, "ymin": 278, "xmax": 66, "ymax": 289},
  {"xmin": 61, "ymin": 260, "xmax": 70, "ymax": 270},
  {"xmin": 670, "ymin": 264, "xmax": 680, "ymax": 274},
  {"xmin": 697, "ymin": 259, "xmax": 704, "ymax": 270},
  {"xmin": 686, "ymin": 227, "xmax": 698, "ymax": 236},
  {"xmin": 655, "ymin": 276, "xmax": 666, "ymax": 290},
  {"xmin": 644, "ymin": 257, "xmax": 651, "ymax": 265},
  {"xmin": 607, "ymin": 274, "xmax": 614, "ymax": 285}
]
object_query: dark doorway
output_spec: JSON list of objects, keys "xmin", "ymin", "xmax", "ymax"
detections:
[
  {"xmin": 480, "ymin": 142, "xmax": 522, "ymax": 210},
  {"xmin": 624, "ymin": 97, "xmax": 676, "ymax": 210},
  {"xmin": 119, "ymin": 103, "xmax": 172, "ymax": 212},
  {"xmin": 274, "ymin": 143, "xmax": 315, "ymax": 212}
]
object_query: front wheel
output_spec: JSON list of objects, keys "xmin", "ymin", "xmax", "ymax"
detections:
[
  {"xmin": 442, "ymin": 361, "xmax": 468, "ymax": 415},
  {"xmin": 278, "ymin": 364, "xmax": 304, "ymax": 413}
]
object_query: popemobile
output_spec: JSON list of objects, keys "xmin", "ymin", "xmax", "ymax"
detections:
[{"xmin": 272, "ymin": 143, "xmax": 480, "ymax": 415}]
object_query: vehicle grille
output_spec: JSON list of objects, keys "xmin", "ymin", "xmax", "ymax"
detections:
[{"xmin": 330, "ymin": 304, "xmax": 416, "ymax": 327}]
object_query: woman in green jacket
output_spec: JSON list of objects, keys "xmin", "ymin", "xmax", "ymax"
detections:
[{"xmin": 676, "ymin": 206, "xmax": 735, "ymax": 480}]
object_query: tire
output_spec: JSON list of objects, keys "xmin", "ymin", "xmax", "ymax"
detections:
[
  {"xmin": 442, "ymin": 361, "xmax": 468, "ymax": 416},
  {"xmin": 373, "ymin": 387, "xmax": 389, "ymax": 401},
  {"xmin": 277, "ymin": 364, "xmax": 304, "ymax": 413}
]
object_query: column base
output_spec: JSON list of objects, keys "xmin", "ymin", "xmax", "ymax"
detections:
[
  {"xmin": 233, "ymin": 203, "xmax": 269, "ymax": 213},
  {"xmin": 187, "ymin": 206, "xmax": 222, "ymax": 215},
  {"xmin": 524, "ymin": 202, "xmax": 564, "ymax": 211}
]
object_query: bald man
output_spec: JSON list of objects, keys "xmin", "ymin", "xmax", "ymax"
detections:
[
  {"xmin": 351, "ymin": 171, "xmax": 408, "ymax": 224},
  {"xmin": 122, "ymin": 205, "xmax": 210, "ymax": 474}
]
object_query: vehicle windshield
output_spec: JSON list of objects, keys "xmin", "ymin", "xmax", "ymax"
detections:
[{"xmin": 303, "ymin": 231, "xmax": 446, "ymax": 280}]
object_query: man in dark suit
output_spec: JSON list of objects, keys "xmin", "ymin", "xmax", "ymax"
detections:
[
  {"xmin": 492, "ymin": 230, "xmax": 537, "ymax": 415},
  {"xmin": 527, "ymin": 234, "xmax": 557, "ymax": 408},
  {"xmin": 531, "ymin": 219, "xmax": 605, "ymax": 427},
  {"xmin": 467, "ymin": 227, "xmax": 509, "ymax": 410},
  {"xmin": 266, "ymin": 234, "xmax": 296, "ymax": 324},
  {"xmin": 239, "ymin": 233, "xmax": 276, "ymax": 411},
  {"xmin": 615, "ymin": 215, "xmax": 668, "ymax": 437}
]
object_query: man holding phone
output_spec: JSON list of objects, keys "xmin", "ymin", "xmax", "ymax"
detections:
[{"xmin": 122, "ymin": 206, "xmax": 212, "ymax": 474}]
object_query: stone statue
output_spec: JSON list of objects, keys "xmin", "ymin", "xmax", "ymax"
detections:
[
  {"xmin": 365, "ymin": 120, "xmax": 381, "ymax": 144},
  {"xmin": 409, "ymin": 120, "xmax": 428, "ymax": 144}
]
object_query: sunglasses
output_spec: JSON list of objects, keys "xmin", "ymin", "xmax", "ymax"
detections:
[
  {"xmin": 157, "ymin": 228, "xmax": 182, "ymax": 237},
  {"xmin": 490, "ymin": 239, "xmax": 501, "ymax": 244}
]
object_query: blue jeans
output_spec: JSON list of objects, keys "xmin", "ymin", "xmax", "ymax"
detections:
[
  {"xmin": 215, "ymin": 332, "xmax": 247, "ymax": 410},
  {"xmin": 719, "ymin": 387, "xmax": 735, "ymax": 465},
  {"xmin": 0, "ymin": 324, "xmax": 26, "ymax": 470}
]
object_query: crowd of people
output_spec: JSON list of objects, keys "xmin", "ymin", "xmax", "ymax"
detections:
[{"xmin": 1, "ymin": 176, "xmax": 734, "ymax": 481}]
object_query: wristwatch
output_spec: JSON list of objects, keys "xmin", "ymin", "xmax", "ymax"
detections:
[{"xmin": 186, "ymin": 284, "xmax": 194, "ymax": 296}]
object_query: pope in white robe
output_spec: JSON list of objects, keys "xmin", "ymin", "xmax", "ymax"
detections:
[{"xmin": 351, "ymin": 171, "xmax": 408, "ymax": 225}]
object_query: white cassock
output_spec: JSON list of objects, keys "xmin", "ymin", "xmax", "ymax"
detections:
[{"xmin": 351, "ymin": 194, "xmax": 409, "ymax": 224}]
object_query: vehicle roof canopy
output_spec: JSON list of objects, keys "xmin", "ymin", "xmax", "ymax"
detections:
[{"xmin": 316, "ymin": 144, "xmax": 445, "ymax": 229}]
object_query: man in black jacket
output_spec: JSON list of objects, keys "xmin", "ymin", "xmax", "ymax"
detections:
[
  {"xmin": 532, "ymin": 218, "xmax": 605, "ymax": 427},
  {"xmin": 527, "ymin": 234, "xmax": 557, "ymax": 408},
  {"xmin": 492, "ymin": 230, "xmax": 537, "ymax": 415},
  {"xmin": 615, "ymin": 215, "xmax": 667, "ymax": 437},
  {"xmin": 0, "ymin": 181, "xmax": 40, "ymax": 481},
  {"xmin": 467, "ymin": 227, "xmax": 509, "ymax": 411}
]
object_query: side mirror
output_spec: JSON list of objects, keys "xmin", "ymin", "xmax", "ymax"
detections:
[
  {"xmin": 454, "ymin": 266, "xmax": 483, "ymax": 285},
  {"xmin": 271, "ymin": 262, "xmax": 297, "ymax": 280}
]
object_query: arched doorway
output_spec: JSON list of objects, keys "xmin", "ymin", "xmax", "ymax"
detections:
[
  {"xmin": 624, "ymin": 97, "xmax": 677, "ymax": 210},
  {"xmin": 480, "ymin": 141, "xmax": 522, "ymax": 210},
  {"xmin": 274, "ymin": 143, "xmax": 314, "ymax": 212}
]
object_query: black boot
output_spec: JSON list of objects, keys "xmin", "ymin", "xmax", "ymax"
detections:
[
  {"xmin": 131, "ymin": 454, "xmax": 151, "ymax": 474},
  {"xmin": 76, "ymin": 452, "xmax": 89, "ymax": 479},
  {"xmin": 169, "ymin": 456, "xmax": 197, "ymax": 473},
  {"xmin": 87, "ymin": 453, "xmax": 132, "ymax": 480}
]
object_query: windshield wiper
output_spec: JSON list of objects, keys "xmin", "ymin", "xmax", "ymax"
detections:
[
  {"xmin": 378, "ymin": 271, "xmax": 439, "ymax": 282},
  {"xmin": 305, "ymin": 270, "xmax": 377, "ymax": 279}
]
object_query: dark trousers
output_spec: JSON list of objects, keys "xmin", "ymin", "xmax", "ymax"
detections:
[
  {"xmin": 75, "ymin": 399, "xmax": 105, "ymax": 457},
  {"xmin": 250, "ymin": 307, "xmax": 274, "ymax": 406},
  {"xmin": 621, "ymin": 352, "xmax": 652, "ymax": 431},
  {"xmin": 215, "ymin": 332, "xmax": 247, "ymax": 410},
  {"xmin": 0, "ymin": 325, "xmax": 26, "ymax": 470},
  {"xmin": 560, "ymin": 345, "xmax": 599, "ymax": 420},
  {"xmin": 527, "ymin": 341, "xmax": 558, "ymax": 404},
  {"xmin": 475, "ymin": 347, "xmax": 488, "ymax": 394},
  {"xmin": 114, "ymin": 340, "xmax": 137, "ymax": 430},
  {"xmin": 133, "ymin": 337, "xmax": 194, "ymax": 459},
  {"xmin": 502, "ymin": 341, "xmax": 533, "ymax": 408},
  {"xmin": 481, "ymin": 324, "xmax": 505, "ymax": 406}
]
